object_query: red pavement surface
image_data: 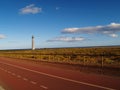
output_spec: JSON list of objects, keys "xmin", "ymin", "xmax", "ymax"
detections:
[{"xmin": 0, "ymin": 57, "xmax": 120, "ymax": 90}]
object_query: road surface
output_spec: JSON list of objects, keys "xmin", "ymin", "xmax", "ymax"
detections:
[{"xmin": 0, "ymin": 57, "xmax": 120, "ymax": 90}]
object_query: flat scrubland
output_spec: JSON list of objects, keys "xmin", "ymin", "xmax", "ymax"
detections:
[{"xmin": 0, "ymin": 46, "xmax": 120, "ymax": 76}]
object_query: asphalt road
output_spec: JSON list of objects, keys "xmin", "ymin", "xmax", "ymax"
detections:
[{"xmin": 0, "ymin": 57, "xmax": 120, "ymax": 90}]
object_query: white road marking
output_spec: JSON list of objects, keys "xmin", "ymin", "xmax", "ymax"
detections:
[
  {"xmin": 12, "ymin": 73, "xmax": 16, "ymax": 76},
  {"xmin": 23, "ymin": 78, "xmax": 28, "ymax": 81},
  {"xmin": 7, "ymin": 71, "xmax": 11, "ymax": 74},
  {"xmin": 40, "ymin": 85, "xmax": 48, "ymax": 89},
  {"xmin": 9, "ymin": 71, "xmax": 12, "ymax": 74},
  {"xmin": 0, "ymin": 62, "xmax": 116, "ymax": 90},
  {"xmin": 4, "ymin": 70, "xmax": 7, "ymax": 72},
  {"xmin": 30, "ymin": 81, "xmax": 37, "ymax": 85},
  {"xmin": 17, "ymin": 75, "xmax": 22, "ymax": 78},
  {"xmin": 0, "ymin": 68, "xmax": 4, "ymax": 71}
]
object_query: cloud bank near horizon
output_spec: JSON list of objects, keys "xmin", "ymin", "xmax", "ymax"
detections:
[
  {"xmin": 62, "ymin": 23, "xmax": 120, "ymax": 38},
  {"xmin": 0, "ymin": 34, "xmax": 6, "ymax": 39},
  {"xmin": 47, "ymin": 36, "xmax": 85, "ymax": 42}
]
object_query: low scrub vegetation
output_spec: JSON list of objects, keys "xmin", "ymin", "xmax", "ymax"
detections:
[{"xmin": 0, "ymin": 46, "xmax": 120, "ymax": 68}]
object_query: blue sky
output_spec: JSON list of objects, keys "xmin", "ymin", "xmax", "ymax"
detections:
[{"xmin": 0, "ymin": 0, "xmax": 120, "ymax": 49}]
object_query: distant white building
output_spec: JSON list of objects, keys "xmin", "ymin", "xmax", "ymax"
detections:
[{"xmin": 32, "ymin": 35, "xmax": 35, "ymax": 50}]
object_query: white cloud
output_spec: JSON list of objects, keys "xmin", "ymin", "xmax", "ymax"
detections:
[
  {"xmin": 19, "ymin": 4, "xmax": 42, "ymax": 14},
  {"xmin": 109, "ymin": 34, "xmax": 118, "ymax": 38},
  {"xmin": 47, "ymin": 36, "xmax": 85, "ymax": 42},
  {"xmin": 62, "ymin": 23, "xmax": 120, "ymax": 37},
  {"xmin": 0, "ymin": 34, "xmax": 6, "ymax": 39}
]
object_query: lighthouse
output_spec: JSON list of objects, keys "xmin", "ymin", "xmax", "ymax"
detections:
[{"xmin": 32, "ymin": 35, "xmax": 35, "ymax": 50}]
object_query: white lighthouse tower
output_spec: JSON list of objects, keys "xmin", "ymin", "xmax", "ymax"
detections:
[{"xmin": 32, "ymin": 35, "xmax": 35, "ymax": 50}]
